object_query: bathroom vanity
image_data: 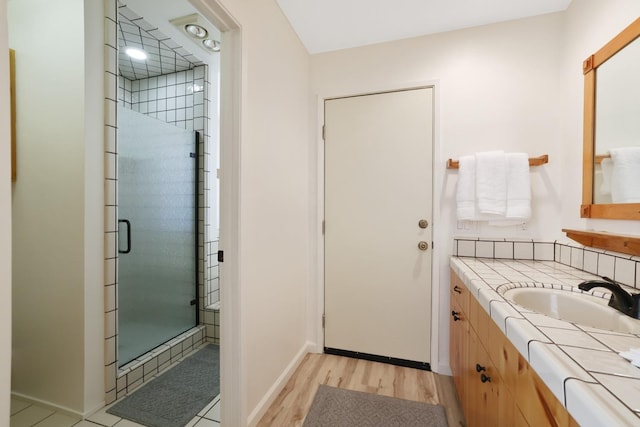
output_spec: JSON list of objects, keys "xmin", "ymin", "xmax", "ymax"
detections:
[{"xmin": 450, "ymin": 256, "xmax": 640, "ymax": 427}]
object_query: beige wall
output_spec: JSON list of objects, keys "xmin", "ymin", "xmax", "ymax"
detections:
[
  {"xmin": 8, "ymin": 0, "xmax": 103, "ymax": 415},
  {"xmin": 210, "ymin": 0, "xmax": 312, "ymax": 424},
  {"xmin": 310, "ymin": 0, "xmax": 640, "ymax": 373},
  {"xmin": 312, "ymin": 11, "xmax": 566, "ymax": 373},
  {"xmin": 1, "ymin": 0, "xmax": 12, "ymax": 423},
  {"xmin": 561, "ymin": 0, "xmax": 640, "ymax": 233}
]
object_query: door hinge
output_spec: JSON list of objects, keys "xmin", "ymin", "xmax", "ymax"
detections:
[
  {"xmin": 217, "ymin": 250, "xmax": 224, "ymax": 263},
  {"xmin": 190, "ymin": 299, "xmax": 197, "ymax": 306},
  {"xmin": 322, "ymin": 220, "xmax": 325, "ymax": 235},
  {"xmin": 322, "ymin": 125, "xmax": 325, "ymax": 141},
  {"xmin": 322, "ymin": 314, "xmax": 326, "ymax": 328}
]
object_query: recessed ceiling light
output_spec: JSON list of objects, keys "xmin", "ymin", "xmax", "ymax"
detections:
[
  {"xmin": 124, "ymin": 47, "xmax": 147, "ymax": 60},
  {"xmin": 202, "ymin": 39, "xmax": 220, "ymax": 52},
  {"xmin": 185, "ymin": 24, "xmax": 208, "ymax": 39}
]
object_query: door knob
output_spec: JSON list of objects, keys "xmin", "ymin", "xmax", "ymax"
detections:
[
  {"xmin": 418, "ymin": 241, "xmax": 429, "ymax": 251},
  {"xmin": 418, "ymin": 219, "xmax": 429, "ymax": 229}
]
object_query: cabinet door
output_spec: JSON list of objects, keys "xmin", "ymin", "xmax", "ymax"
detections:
[
  {"xmin": 450, "ymin": 300, "xmax": 468, "ymax": 401},
  {"xmin": 468, "ymin": 293, "xmax": 515, "ymax": 427},
  {"xmin": 515, "ymin": 357, "xmax": 573, "ymax": 427},
  {"xmin": 488, "ymin": 364, "xmax": 515, "ymax": 427},
  {"xmin": 488, "ymin": 313, "xmax": 520, "ymax": 394},
  {"xmin": 513, "ymin": 406, "xmax": 530, "ymax": 427},
  {"xmin": 466, "ymin": 328, "xmax": 491, "ymax": 427}
]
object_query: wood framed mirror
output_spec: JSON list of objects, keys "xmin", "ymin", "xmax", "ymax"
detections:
[{"xmin": 582, "ymin": 17, "xmax": 640, "ymax": 220}]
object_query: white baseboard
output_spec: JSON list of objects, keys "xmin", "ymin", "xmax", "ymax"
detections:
[
  {"xmin": 435, "ymin": 362, "xmax": 453, "ymax": 376},
  {"xmin": 247, "ymin": 341, "xmax": 312, "ymax": 427},
  {"xmin": 11, "ymin": 391, "xmax": 87, "ymax": 419}
]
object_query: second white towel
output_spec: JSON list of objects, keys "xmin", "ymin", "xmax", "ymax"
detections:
[
  {"xmin": 475, "ymin": 151, "xmax": 507, "ymax": 216},
  {"xmin": 489, "ymin": 153, "xmax": 531, "ymax": 226},
  {"xmin": 610, "ymin": 147, "xmax": 640, "ymax": 203}
]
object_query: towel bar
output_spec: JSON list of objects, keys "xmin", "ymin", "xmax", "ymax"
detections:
[{"xmin": 446, "ymin": 154, "xmax": 549, "ymax": 169}]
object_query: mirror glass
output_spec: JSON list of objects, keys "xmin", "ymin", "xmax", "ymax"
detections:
[{"xmin": 593, "ymin": 36, "xmax": 640, "ymax": 204}]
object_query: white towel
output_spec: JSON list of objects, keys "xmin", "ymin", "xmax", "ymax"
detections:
[
  {"xmin": 489, "ymin": 153, "xmax": 531, "ymax": 226},
  {"xmin": 599, "ymin": 158, "xmax": 613, "ymax": 195},
  {"xmin": 475, "ymin": 151, "xmax": 507, "ymax": 216},
  {"xmin": 456, "ymin": 155, "xmax": 477, "ymax": 220},
  {"xmin": 456, "ymin": 156, "xmax": 501, "ymax": 221},
  {"xmin": 610, "ymin": 147, "xmax": 640, "ymax": 203}
]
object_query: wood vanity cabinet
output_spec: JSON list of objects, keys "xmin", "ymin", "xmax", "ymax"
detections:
[{"xmin": 450, "ymin": 270, "xmax": 579, "ymax": 427}]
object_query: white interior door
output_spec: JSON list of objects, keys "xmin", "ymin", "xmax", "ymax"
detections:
[{"xmin": 324, "ymin": 88, "xmax": 433, "ymax": 364}]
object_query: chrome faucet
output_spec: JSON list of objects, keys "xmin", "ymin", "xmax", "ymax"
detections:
[{"xmin": 578, "ymin": 277, "xmax": 640, "ymax": 319}]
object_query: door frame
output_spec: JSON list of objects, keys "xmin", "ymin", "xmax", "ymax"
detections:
[{"xmin": 313, "ymin": 81, "xmax": 444, "ymax": 371}]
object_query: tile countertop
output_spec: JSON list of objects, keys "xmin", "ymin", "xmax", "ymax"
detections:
[{"xmin": 450, "ymin": 256, "xmax": 640, "ymax": 427}]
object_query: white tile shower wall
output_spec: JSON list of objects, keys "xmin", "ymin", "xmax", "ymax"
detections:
[
  {"xmin": 118, "ymin": 75, "xmax": 132, "ymax": 110},
  {"xmin": 453, "ymin": 238, "xmax": 640, "ymax": 288},
  {"xmin": 104, "ymin": 0, "xmax": 118, "ymax": 405},
  {"xmin": 116, "ymin": 326, "xmax": 206, "ymax": 398},
  {"xmin": 204, "ymin": 239, "xmax": 220, "ymax": 344},
  {"xmin": 207, "ymin": 240, "xmax": 220, "ymax": 306},
  {"xmin": 125, "ymin": 67, "xmax": 205, "ymax": 132},
  {"xmin": 203, "ymin": 305, "xmax": 220, "ymax": 345}
]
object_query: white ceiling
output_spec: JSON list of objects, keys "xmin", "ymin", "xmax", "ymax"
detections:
[{"xmin": 275, "ymin": 0, "xmax": 572, "ymax": 54}]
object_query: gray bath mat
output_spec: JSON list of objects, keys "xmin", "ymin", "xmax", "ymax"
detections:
[
  {"xmin": 107, "ymin": 344, "xmax": 219, "ymax": 427},
  {"xmin": 303, "ymin": 384, "xmax": 448, "ymax": 427}
]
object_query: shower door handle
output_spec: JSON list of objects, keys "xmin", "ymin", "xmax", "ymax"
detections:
[{"xmin": 118, "ymin": 219, "xmax": 131, "ymax": 254}]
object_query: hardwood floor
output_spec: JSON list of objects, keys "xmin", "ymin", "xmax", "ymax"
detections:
[{"xmin": 257, "ymin": 353, "xmax": 465, "ymax": 427}]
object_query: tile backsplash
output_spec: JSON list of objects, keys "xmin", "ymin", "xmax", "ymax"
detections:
[{"xmin": 453, "ymin": 237, "xmax": 639, "ymax": 289}]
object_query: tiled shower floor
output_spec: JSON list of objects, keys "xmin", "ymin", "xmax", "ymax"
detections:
[{"xmin": 10, "ymin": 395, "xmax": 221, "ymax": 427}]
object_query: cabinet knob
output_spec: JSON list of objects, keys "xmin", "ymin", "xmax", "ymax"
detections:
[
  {"xmin": 451, "ymin": 310, "xmax": 461, "ymax": 321},
  {"xmin": 480, "ymin": 373, "xmax": 491, "ymax": 383},
  {"xmin": 475, "ymin": 363, "xmax": 486, "ymax": 373}
]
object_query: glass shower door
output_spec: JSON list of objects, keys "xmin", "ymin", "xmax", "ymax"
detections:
[{"xmin": 117, "ymin": 107, "xmax": 198, "ymax": 366}]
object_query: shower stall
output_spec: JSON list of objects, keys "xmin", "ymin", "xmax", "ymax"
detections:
[
  {"xmin": 117, "ymin": 107, "xmax": 199, "ymax": 366},
  {"xmin": 110, "ymin": 1, "xmax": 221, "ymax": 379}
]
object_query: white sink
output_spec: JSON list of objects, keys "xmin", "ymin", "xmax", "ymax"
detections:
[{"xmin": 502, "ymin": 287, "xmax": 640, "ymax": 334}]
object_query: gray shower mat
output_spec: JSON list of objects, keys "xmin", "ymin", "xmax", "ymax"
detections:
[{"xmin": 107, "ymin": 344, "xmax": 220, "ymax": 427}]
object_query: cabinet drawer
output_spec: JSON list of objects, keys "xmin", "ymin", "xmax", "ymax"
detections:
[
  {"xmin": 449, "ymin": 299, "xmax": 468, "ymax": 395},
  {"xmin": 470, "ymin": 295, "xmax": 490, "ymax": 351},
  {"xmin": 450, "ymin": 269, "xmax": 469, "ymax": 315}
]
